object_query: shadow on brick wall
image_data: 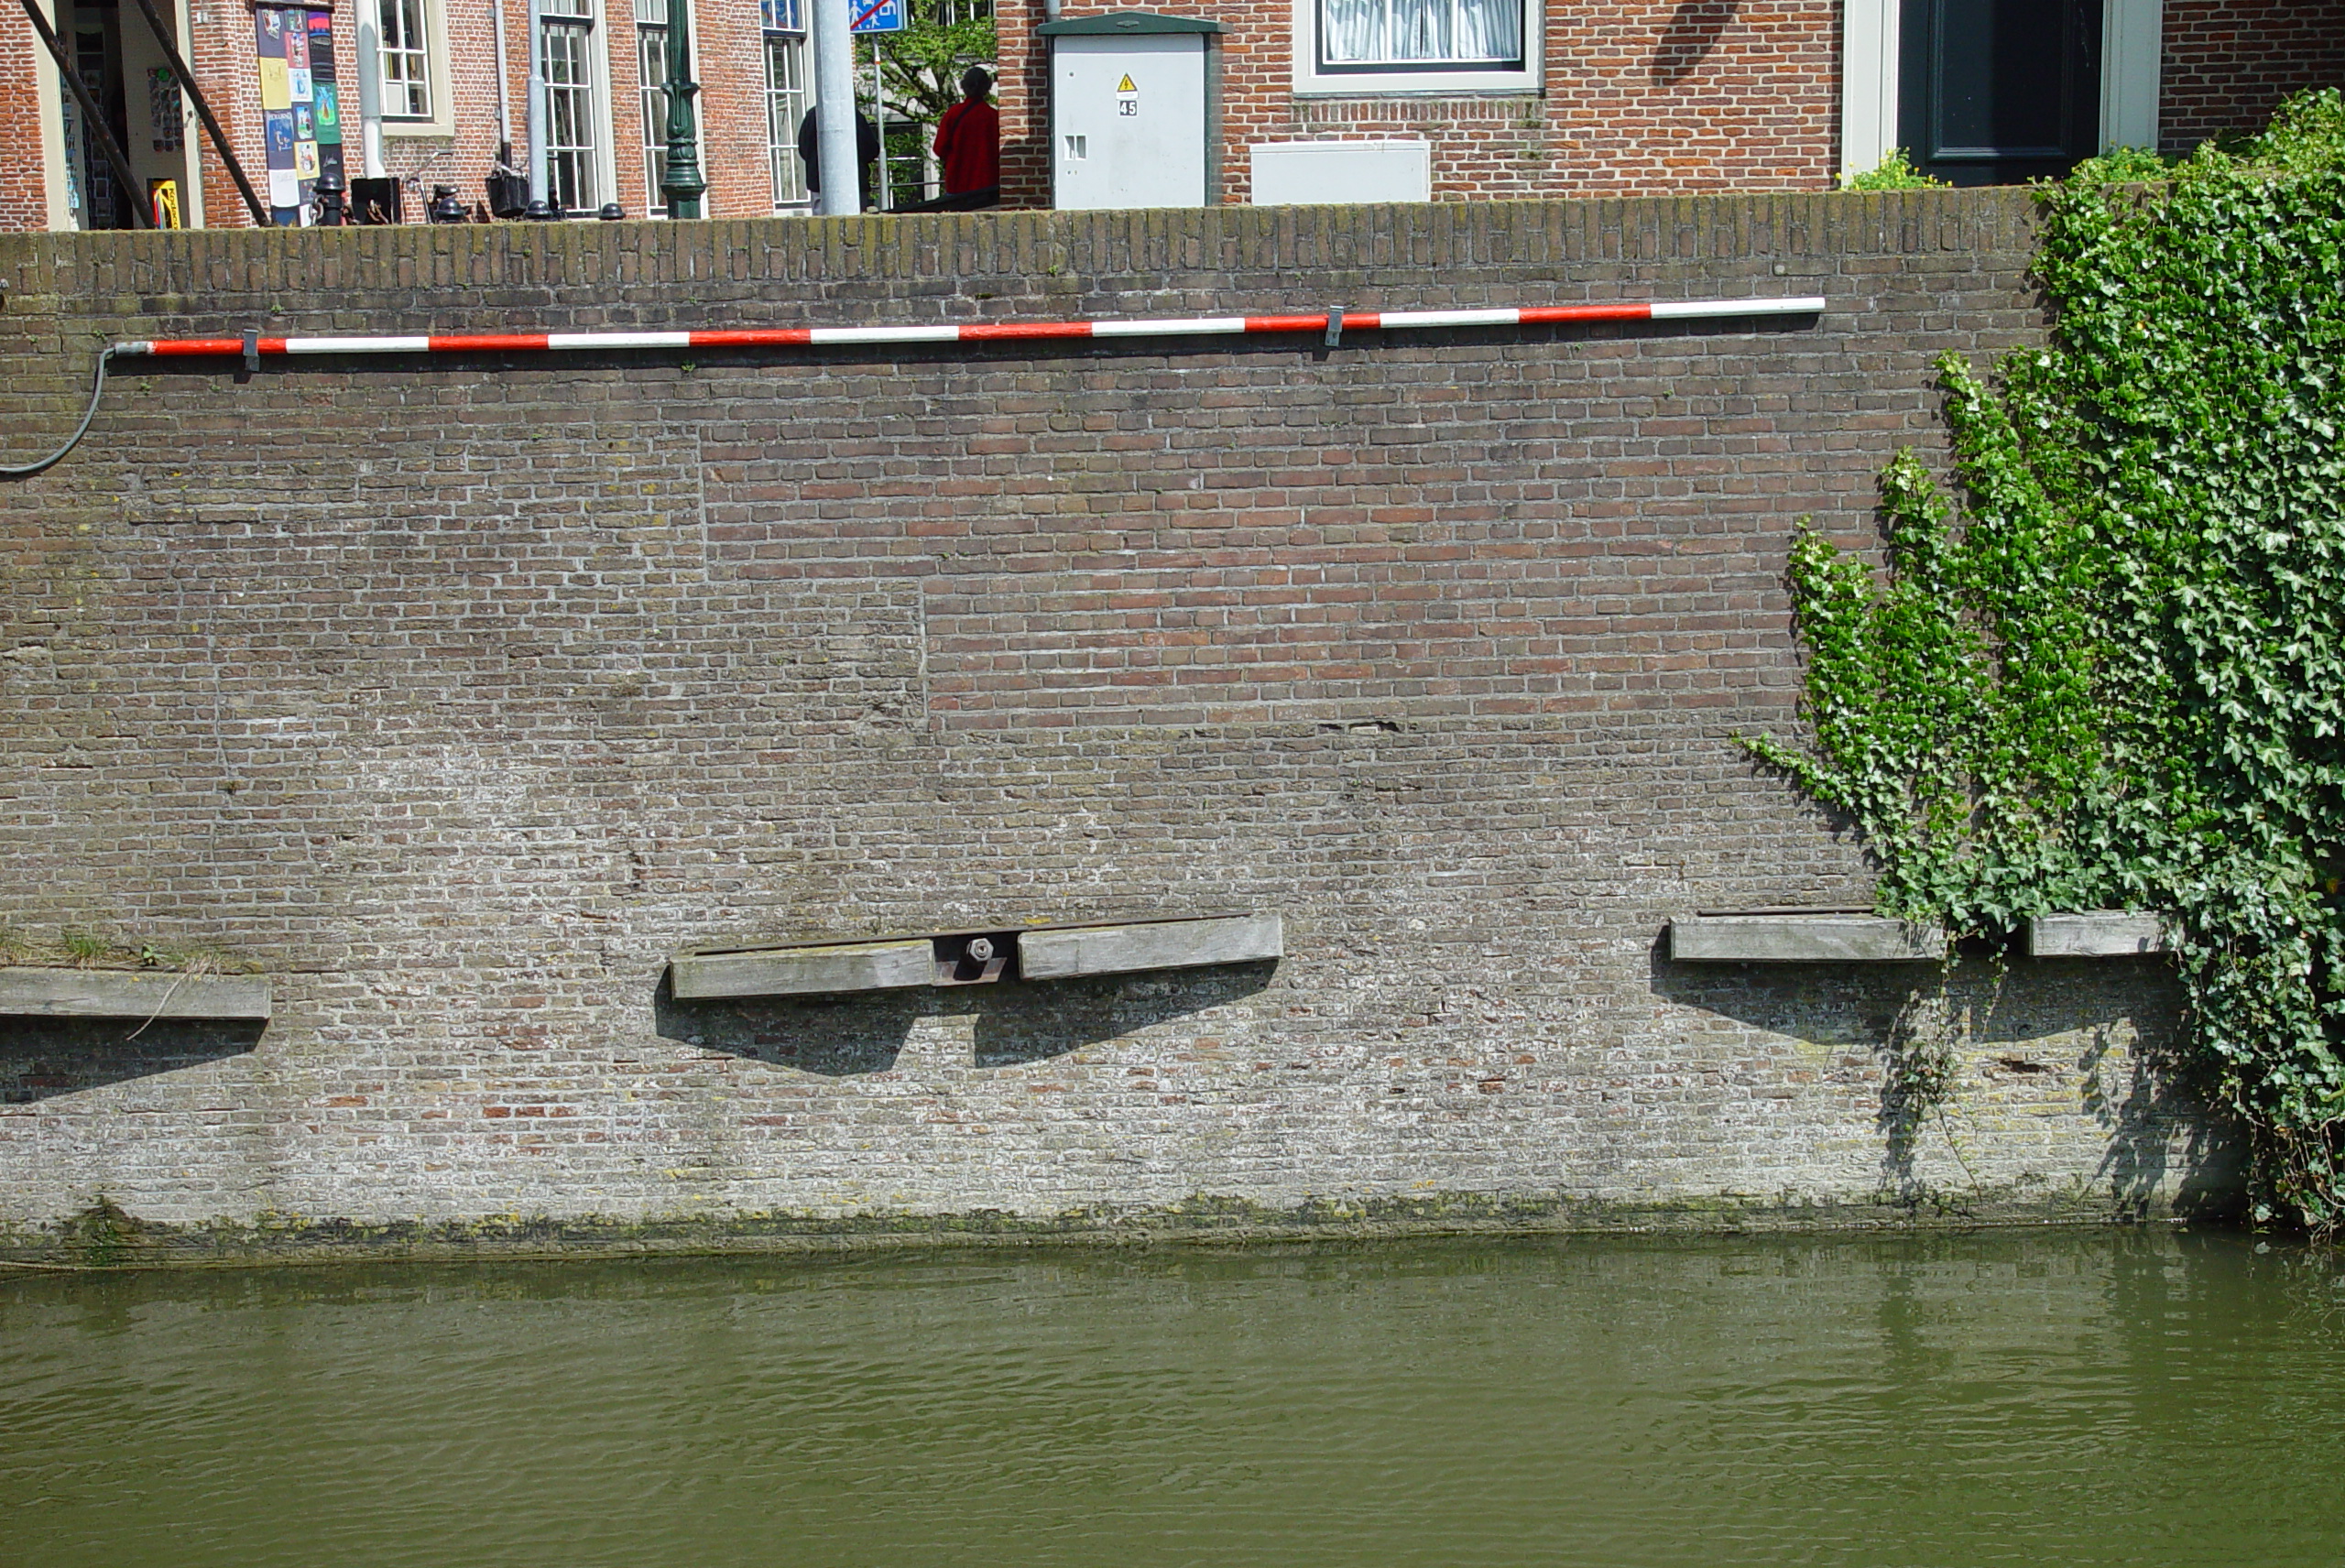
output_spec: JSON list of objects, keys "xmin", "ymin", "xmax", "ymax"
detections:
[
  {"xmin": 0, "ymin": 1017, "xmax": 266, "ymax": 1104},
  {"xmin": 1646, "ymin": 939, "xmax": 2244, "ymax": 1217},
  {"xmin": 1652, "ymin": 0, "xmax": 1739, "ymax": 82},
  {"xmin": 652, "ymin": 963, "xmax": 1277, "ymax": 1076}
]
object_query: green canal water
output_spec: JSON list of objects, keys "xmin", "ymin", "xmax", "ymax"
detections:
[{"xmin": 5, "ymin": 1230, "xmax": 2344, "ymax": 1567}]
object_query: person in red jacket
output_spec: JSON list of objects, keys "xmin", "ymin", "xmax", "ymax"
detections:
[{"xmin": 933, "ymin": 68, "xmax": 999, "ymax": 197}]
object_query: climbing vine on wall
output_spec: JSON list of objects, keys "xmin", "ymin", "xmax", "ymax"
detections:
[{"xmin": 1751, "ymin": 91, "xmax": 2345, "ymax": 1230}]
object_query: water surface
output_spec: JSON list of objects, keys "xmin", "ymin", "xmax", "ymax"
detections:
[{"xmin": 5, "ymin": 1230, "xmax": 2343, "ymax": 1567}]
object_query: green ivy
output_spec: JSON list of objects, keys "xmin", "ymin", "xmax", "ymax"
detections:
[{"xmin": 1751, "ymin": 91, "xmax": 2345, "ymax": 1230}]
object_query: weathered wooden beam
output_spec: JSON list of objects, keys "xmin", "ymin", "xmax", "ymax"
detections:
[
  {"xmin": 0, "ymin": 967, "xmax": 271, "ymax": 1019},
  {"xmin": 1668, "ymin": 914, "xmax": 1945, "ymax": 963},
  {"xmin": 1019, "ymin": 914, "xmax": 1283, "ymax": 980},
  {"xmin": 670, "ymin": 939, "xmax": 934, "ymax": 1000},
  {"xmin": 667, "ymin": 912, "xmax": 1285, "ymax": 999},
  {"xmin": 2027, "ymin": 912, "xmax": 2168, "ymax": 957}
]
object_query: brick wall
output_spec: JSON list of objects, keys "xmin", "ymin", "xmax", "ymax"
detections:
[
  {"xmin": 1005, "ymin": 0, "xmax": 2345, "ymax": 209},
  {"xmin": 2161, "ymin": 0, "xmax": 2345, "ymax": 157},
  {"xmin": 1001, "ymin": 0, "xmax": 1838, "ymax": 208},
  {"xmin": 0, "ymin": 6, "xmax": 45, "ymax": 233},
  {"xmin": 0, "ymin": 192, "xmax": 2228, "ymax": 1261}
]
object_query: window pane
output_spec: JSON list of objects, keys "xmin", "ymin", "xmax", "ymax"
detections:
[
  {"xmin": 1319, "ymin": 0, "xmax": 1523, "ymax": 69},
  {"xmin": 541, "ymin": 18, "xmax": 598, "ymax": 211},
  {"xmin": 378, "ymin": 0, "xmax": 432, "ymax": 117},
  {"xmin": 765, "ymin": 32, "xmax": 810, "ymax": 208},
  {"xmin": 641, "ymin": 24, "xmax": 667, "ymax": 206},
  {"xmin": 1932, "ymin": 0, "xmax": 2072, "ymax": 157},
  {"xmin": 639, "ymin": 21, "xmax": 680, "ymax": 212}
]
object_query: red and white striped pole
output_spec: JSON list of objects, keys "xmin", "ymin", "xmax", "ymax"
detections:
[{"xmin": 111, "ymin": 296, "xmax": 1826, "ymax": 359}]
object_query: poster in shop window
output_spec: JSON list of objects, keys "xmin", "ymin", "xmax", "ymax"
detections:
[
  {"xmin": 308, "ymin": 9, "xmax": 344, "ymax": 192},
  {"xmin": 253, "ymin": 6, "xmax": 340, "ymax": 223},
  {"xmin": 255, "ymin": 9, "xmax": 298, "ymax": 216}
]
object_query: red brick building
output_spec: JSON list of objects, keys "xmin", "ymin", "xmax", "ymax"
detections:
[
  {"xmin": 1003, "ymin": 0, "xmax": 2345, "ymax": 205},
  {"xmin": 2, "ymin": 0, "xmax": 824, "ymax": 228},
  {"xmin": 3, "ymin": 0, "xmax": 2340, "ymax": 228}
]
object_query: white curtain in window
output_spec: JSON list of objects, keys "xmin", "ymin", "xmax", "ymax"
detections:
[{"xmin": 1320, "ymin": 0, "xmax": 1522, "ymax": 67}]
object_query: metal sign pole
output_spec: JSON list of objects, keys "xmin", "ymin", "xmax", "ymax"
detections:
[
  {"xmin": 811, "ymin": 0, "xmax": 856, "ymax": 213},
  {"xmin": 525, "ymin": 0, "xmax": 550, "ymax": 213},
  {"xmin": 871, "ymin": 35, "xmax": 889, "ymax": 212}
]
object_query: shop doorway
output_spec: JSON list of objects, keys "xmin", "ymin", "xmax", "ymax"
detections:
[{"xmin": 50, "ymin": 0, "xmax": 201, "ymax": 228}]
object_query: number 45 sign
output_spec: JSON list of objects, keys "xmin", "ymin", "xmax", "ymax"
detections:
[{"xmin": 851, "ymin": 0, "xmax": 904, "ymax": 32}]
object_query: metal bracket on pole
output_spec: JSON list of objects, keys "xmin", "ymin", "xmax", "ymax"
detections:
[
  {"xmin": 241, "ymin": 331, "xmax": 259, "ymax": 374},
  {"xmin": 1325, "ymin": 309, "xmax": 1346, "ymax": 348},
  {"xmin": 125, "ymin": 0, "xmax": 270, "ymax": 224},
  {"xmin": 19, "ymin": 0, "xmax": 151, "ymax": 228}
]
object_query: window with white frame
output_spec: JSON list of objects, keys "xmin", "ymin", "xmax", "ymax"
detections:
[
  {"xmin": 541, "ymin": 0, "xmax": 605, "ymax": 212},
  {"xmin": 376, "ymin": 0, "xmax": 432, "ymax": 118},
  {"xmin": 763, "ymin": 0, "xmax": 811, "ymax": 210},
  {"xmin": 638, "ymin": 0, "xmax": 701, "ymax": 214},
  {"xmin": 1295, "ymin": 0, "xmax": 1537, "ymax": 93}
]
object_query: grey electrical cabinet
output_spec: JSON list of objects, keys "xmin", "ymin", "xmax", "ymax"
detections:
[{"xmin": 1041, "ymin": 12, "xmax": 1222, "ymax": 211}]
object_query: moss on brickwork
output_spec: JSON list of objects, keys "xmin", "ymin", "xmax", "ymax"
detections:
[
  {"xmin": 0, "ymin": 1181, "xmax": 2200, "ymax": 1270},
  {"xmin": 0, "ymin": 189, "xmax": 2042, "ymax": 335}
]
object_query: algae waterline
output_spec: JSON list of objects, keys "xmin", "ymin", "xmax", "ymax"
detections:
[{"xmin": 6, "ymin": 1230, "xmax": 2341, "ymax": 1566}]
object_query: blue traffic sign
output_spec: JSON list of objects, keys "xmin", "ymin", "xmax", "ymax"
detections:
[{"xmin": 850, "ymin": 0, "xmax": 904, "ymax": 32}]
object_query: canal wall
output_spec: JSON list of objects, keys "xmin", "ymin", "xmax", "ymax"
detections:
[{"xmin": 0, "ymin": 192, "xmax": 2237, "ymax": 1263}]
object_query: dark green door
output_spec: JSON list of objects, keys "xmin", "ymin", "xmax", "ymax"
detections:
[{"xmin": 1898, "ymin": 0, "xmax": 2102, "ymax": 185}]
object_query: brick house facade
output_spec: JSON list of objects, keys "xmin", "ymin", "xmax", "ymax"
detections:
[
  {"xmin": 1, "ymin": 1, "xmax": 2340, "ymax": 227},
  {"xmin": 1004, "ymin": 0, "xmax": 2345, "ymax": 205},
  {"xmin": 1003, "ymin": 0, "xmax": 1842, "ymax": 206},
  {"xmin": 2158, "ymin": 0, "xmax": 2345, "ymax": 154},
  {"xmin": 2, "ymin": 0, "xmax": 823, "ymax": 229}
]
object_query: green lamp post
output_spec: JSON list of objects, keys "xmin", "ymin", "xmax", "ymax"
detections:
[{"xmin": 659, "ymin": 0, "xmax": 707, "ymax": 219}]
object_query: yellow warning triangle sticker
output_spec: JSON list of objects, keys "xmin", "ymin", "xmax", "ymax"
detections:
[{"xmin": 1118, "ymin": 74, "xmax": 1136, "ymax": 92}]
